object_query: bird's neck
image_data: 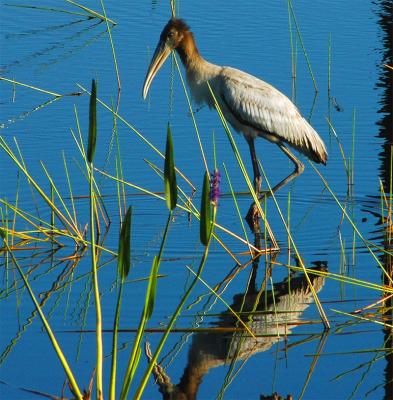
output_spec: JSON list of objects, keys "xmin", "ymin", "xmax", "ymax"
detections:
[
  {"xmin": 176, "ymin": 31, "xmax": 220, "ymax": 82},
  {"xmin": 176, "ymin": 31, "xmax": 202, "ymax": 68}
]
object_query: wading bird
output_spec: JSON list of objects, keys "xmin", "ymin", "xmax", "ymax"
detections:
[{"xmin": 143, "ymin": 19, "xmax": 327, "ymax": 210}]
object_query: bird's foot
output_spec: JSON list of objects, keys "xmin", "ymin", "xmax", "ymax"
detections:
[
  {"xmin": 257, "ymin": 189, "xmax": 272, "ymax": 201},
  {"xmin": 245, "ymin": 202, "xmax": 261, "ymax": 233}
]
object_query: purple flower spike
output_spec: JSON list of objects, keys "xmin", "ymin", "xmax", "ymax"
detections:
[{"xmin": 210, "ymin": 168, "xmax": 221, "ymax": 206}]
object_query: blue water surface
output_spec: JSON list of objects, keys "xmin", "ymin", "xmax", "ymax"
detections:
[{"xmin": 0, "ymin": 1, "xmax": 391, "ymax": 399}]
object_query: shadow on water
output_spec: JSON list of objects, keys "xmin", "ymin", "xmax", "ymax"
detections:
[
  {"xmin": 0, "ymin": 16, "xmax": 105, "ymax": 74},
  {"xmin": 0, "ymin": 245, "xmax": 88, "ymax": 367},
  {"xmin": 375, "ymin": 1, "xmax": 393, "ymax": 399},
  {"xmin": 148, "ymin": 240, "xmax": 327, "ymax": 399},
  {"xmin": 355, "ymin": 2, "xmax": 392, "ymax": 396}
]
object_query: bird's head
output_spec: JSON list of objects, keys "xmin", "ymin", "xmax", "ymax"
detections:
[{"xmin": 143, "ymin": 18, "xmax": 190, "ymax": 99}]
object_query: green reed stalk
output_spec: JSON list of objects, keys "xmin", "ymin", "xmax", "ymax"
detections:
[
  {"xmin": 288, "ymin": 0, "xmax": 297, "ymax": 102},
  {"xmin": 350, "ymin": 108, "xmax": 357, "ymax": 264},
  {"xmin": 100, "ymin": 0, "xmax": 120, "ymax": 89},
  {"xmin": 87, "ymin": 79, "xmax": 103, "ymax": 400},
  {"xmin": 120, "ymin": 230, "xmax": 169, "ymax": 397},
  {"xmin": 109, "ymin": 206, "xmax": 132, "ymax": 400},
  {"xmin": 390, "ymin": 145, "xmax": 393, "ymax": 220},
  {"xmin": 278, "ymin": 260, "xmax": 392, "ymax": 293},
  {"xmin": 0, "ymin": 77, "xmax": 61, "ymax": 97},
  {"xmin": 287, "ymin": 192, "xmax": 291, "ymax": 268},
  {"xmin": 0, "ymin": 206, "xmax": 9, "ymax": 289},
  {"xmin": 170, "ymin": 0, "xmax": 176, "ymax": 17},
  {"xmin": 50, "ymin": 183, "xmax": 55, "ymax": 231},
  {"xmin": 134, "ymin": 172, "xmax": 216, "ymax": 399},
  {"xmin": 288, "ymin": 0, "xmax": 318, "ymax": 92},
  {"xmin": 11, "ymin": 172, "xmax": 20, "ymax": 249},
  {"xmin": 62, "ymin": 151, "xmax": 78, "ymax": 226},
  {"xmin": 327, "ymin": 33, "xmax": 332, "ymax": 137},
  {"xmin": 331, "ymin": 309, "xmax": 393, "ymax": 329},
  {"xmin": 120, "ymin": 125, "xmax": 178, "ymax": 398},
  {"xmin": 65, "ymin": 0, "xmax": 116, "ymax": 24},
  {"xmin": 40, "ymin": 161, "xmax": 78, "ymax": 231},
  {"xmin": 328, "ymin": 33, "xmax": 331, "ymax": 98},
  {"xmin": 338, "ymin": 230, "xmax": 346, "ymax": 297},
  {"xmin": 173, "ymin": 53, "xmax": 210, "ymax": 176},
  {"xmin": 351, "ymin": 107, "xmax": 356, "ymax": 188},
  {"xmin": 90, "ymin": 153, "xmax": 103, "ymax": 400},
  {"xmin": 99, "ymin": 1, "xmax": 122, "ymax": 185},
  {"xmin": 326, "ymin": 118, "xmax": 350, "ymax": 184},
  {"xmin": 298, "ymin": 332, "xmax": 329, "ymax": 400},
  {"xmin": 112, "ymin": 100, "xmax": 126, "ymax": 219},
  {"xmin": 70, "ymin": 107, "xmax": 110, "ymax": 215},
  {"xmin": 222, "ymin": 163, "xmax": 251, "ymax": 251}
]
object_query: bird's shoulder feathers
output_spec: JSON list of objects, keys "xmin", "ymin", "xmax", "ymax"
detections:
[{"xmin": 219, "ymin": 67, "xmax": 327, "ymax": 164}]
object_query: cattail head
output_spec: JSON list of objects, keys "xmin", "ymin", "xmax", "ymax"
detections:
[{"xmin": 210, "ymin": 169, "xmax": 221, "ymax": 206}]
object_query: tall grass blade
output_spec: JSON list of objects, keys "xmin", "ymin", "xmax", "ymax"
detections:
[
  {"xmin": 109, "ymin": 206, "xmax": 132, "ymax": 400},
  {"xmin": 90, "ymin": 165, "xmax": 103, "ymax": 400},
  {"xmin": 222, "ymin": 163, "xmax": 251, "ymax": 252},
  {"xmin": 172, "ymin": 53, "xmax": 210, "ymax": 176},
  {"xmin": 100, "ymin": 0, "xmax": 121, "ymax": 89},
  {"xmin": 288, "ymin": 0, "xmax": 318, "ymax": 92},
  {"xmin": 87, "ymin": 78, "xmax": 103, "ymax": 399},
  {"xmin": 0, "ymin": 77, "xmax": 61, "ymax": 97}
]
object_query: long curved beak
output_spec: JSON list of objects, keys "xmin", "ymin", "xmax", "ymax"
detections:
[{"xmin": 142, "ymin": 40, "xmax": 171, "ymax": 100}]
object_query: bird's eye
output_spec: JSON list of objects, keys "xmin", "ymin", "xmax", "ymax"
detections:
[{"xmin": 167, "ymin": 31, "xmax": 174, "ymax": 38}]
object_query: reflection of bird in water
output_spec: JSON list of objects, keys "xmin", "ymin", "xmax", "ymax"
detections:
[
  {"xmin": 149, "ymin": 265, "xmax": 327, "ymax": 400},
  {"xmin": 143, "ymin": 18, "xmax": 327, "ymax": 208}
]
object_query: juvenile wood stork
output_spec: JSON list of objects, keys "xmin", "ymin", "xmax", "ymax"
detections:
[{"xmin": 143, "ymin": 18, "xmax": 327, "ymax": 200}]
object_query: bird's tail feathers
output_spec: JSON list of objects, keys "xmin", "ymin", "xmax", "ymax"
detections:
[{"xmin": 289, "ymin": 120, "xmax": 328, "ymax": 165}]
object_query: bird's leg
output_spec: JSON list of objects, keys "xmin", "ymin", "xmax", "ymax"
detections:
[
  {"xmin": 268, "ymin": 144, "xmax": 304, "ymax": 195},
  {"xmin": 246, "ymin": 137, "xmax": 262, "ymax": 233},
  {"xmin": 246, "ymin": 136, "xmax": 262, "ymax": 195},
  {"xmin": 245, "ymin": 137, "xmax": 263, "ymax": 231},
  {"xmin": 246, "ymin": 143, "xmax": 304, "ymax": 231}
]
